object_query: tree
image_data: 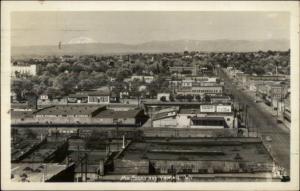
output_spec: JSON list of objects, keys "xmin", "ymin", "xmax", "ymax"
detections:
[
  {"xmin": 116, "ymin": 68, "xmax": 131, "ymax": 81},
  {"xmin": 169, "ymin": 94, "xmax": 175, "ymax": 102},
  {"xmin": 58, "ymin": 62, "xmax": 71, "ymax": 73},
  {"xmin": 53, "ymin": 73, "xmax": 76, "ymax": 95},
  {"xmin": 45, "ymin": 63, "xmax": 58, "ymax": 75},
  {"xmin": 175, "ymin": 94, "xmax": 184, "ymax": 101},
  {"xmin": 195, "ymin": 95, "xmax": 201, "ymax": 101},
  {"xmin": 186, "ymin": 94, "xmax": 193, "ymax": 102},
  {"xmin": 160, "ymin": 96, "xmax": 167, "ymax": 102},
  {"xmin": 11, "ymin": 79, "xmax": 34, "ymax": 101}
]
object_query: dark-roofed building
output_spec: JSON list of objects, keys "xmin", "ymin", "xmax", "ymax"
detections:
[
  {"xmin": 34, "ymin": 105, "xmax": 105, "ymax": 117},
  {"xmin": 33, "ymin": 105, "xmax": 105, "ymax": 124},
  {"xmin": 114, "ymin": 138, "xmax": 275, "ymax": 178},
  {"xmin": 94, "ymin": 109, "xmax": 149, "ymax": 126},
  {"xmin": 12, "ymin": 104, "xmax": 148, "ymax": 127},
  {"xmin": 190, "ymin": 116, "xmax": 228, "ymax": 128}
]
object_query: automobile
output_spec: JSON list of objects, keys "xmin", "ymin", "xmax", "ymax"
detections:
[
  {"xmin": 281, "ymin": 176, "xmax": 290, "ymax": 182},
  {"xmin": 265, "ymin": 136, "xmax": 272, "ymax": 142}
]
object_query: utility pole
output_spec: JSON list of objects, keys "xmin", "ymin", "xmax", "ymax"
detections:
[{"xmin": 85, "ymin": 153, "xmax": 88, "ymax": 182}]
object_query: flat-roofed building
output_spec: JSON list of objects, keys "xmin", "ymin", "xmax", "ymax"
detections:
[
  {"xmin": 113, "ymin": 138, "xmax": 275, "ymax": 179},
  {"xmin": 93, "ymin": 109, "xmax": 148, "ymax": 126},
  {"xmin": 11, "ymin": 104, "xmax": 148, "ymax": 127},
  {"xmin": 177, "ymin": 86, "xmax": 223, "ymax": 97},
  {"xmin": 11, "ymin": 64, "xmax": 37, "ymax": 77},
  {"xmin": 176, "ymin": 108, "xmax": 236, "ymax": 129}
]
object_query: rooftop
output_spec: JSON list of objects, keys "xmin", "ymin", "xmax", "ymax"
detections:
[
  {"xmin": 119, "ymin": 138, "xmax": 273, "ymax": 163},
  {"xmin": 33, "ymin": 105, "xmax": 105, "ymax": 116},
  {"xmin": 179, "ymin": 108, "xmax": 233, "ymax": 115},
  {"xmin": 94, "ymin": 109, "xmax": 143, "ymax": 119},
  {"xmin": 11, "ymin": 163, "xmax": 68, "ymax": 182},
  {"xmin": 11, "ymin": 110, "xmax": 34, "ymax": 118}
]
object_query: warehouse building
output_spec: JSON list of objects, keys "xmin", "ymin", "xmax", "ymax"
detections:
[
  {"xmin": 12, "ymin": 105, "xmax": 148, "ymax": 127},
  {"xmin": 113, "ymin": 138, "xmax": 275, "ymax": 177}
]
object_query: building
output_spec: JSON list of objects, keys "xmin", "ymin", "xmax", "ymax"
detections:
[
  {"xmin": 67, "ymin": 94, "xmax": 88, "ymax": 103},
  {"xmin": 176, "ymin": 106, "xmax": 236, "ymax": 129},
  {"xmin": 177, "ymin": 86, "xmax": 223, "ymax": 97},
  {"xmin": 113, "ymin": 138, "xmax": 275, "ymax": 180},
  {"xmin": 131, "ymin": 75, "xmax": 154, "ymax": 84},
  {"xmin": 93, "ymin": 109, "xmax": 149, "ymax": 126},
  {"xmin": 67, "ymin": 90, "xmax": 119, "ymax": 104},
  {"xmin": 283, "ymin": 93, "xmax": 291, "ymax": 122},
  {"xmin": 169, "ymin": 66, "xmax": 199, "ymax": 75},
  {"xmin": 11, "ymin": 64, "xmax": 37, "ymax": 77},
  {"xmin": 88, "ymin": 91, "xmax": 110, "ymax": 104},
  {"xmin": 209, "ymin": 95, "xmax": 232, "ymax": 104},
  {"xmin": 12, "ymin": 105, "xmax": 148, "ymax": 127},
  {"xmin": 152, "ymin": 109, "xmax": 178, "ymax": 128},
  {"xmin": 152, "ymin": 104, "xmax": 236, "ymax": 129}
]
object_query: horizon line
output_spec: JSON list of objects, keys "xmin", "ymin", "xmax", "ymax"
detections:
[{"xmin": 12, "ymin": 38, "xmax": 290, "ymax": 48}]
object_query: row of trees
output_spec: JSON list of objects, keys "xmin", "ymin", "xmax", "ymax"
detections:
[{"xmin": 11, "ymin": 50, "xmax": 290, "ymax": 101}]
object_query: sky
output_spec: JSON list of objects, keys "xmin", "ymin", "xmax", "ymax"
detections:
[{"xmin": 11, "ymin": 11, "xmax": 290, "ymax": 47}]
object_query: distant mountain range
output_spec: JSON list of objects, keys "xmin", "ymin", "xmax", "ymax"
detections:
[{"xmin": 12, "ymin": 39, "xmax": 289, "ymax": 56}]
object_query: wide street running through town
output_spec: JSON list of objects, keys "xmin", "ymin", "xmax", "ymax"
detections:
[{"xmin": 219, "ymin": 68, "xmax": 290, "ymax": 175}]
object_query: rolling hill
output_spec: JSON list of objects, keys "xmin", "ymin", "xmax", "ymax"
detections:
[{"xmin": 12, "ymin": 39, "xmax": 289, "ymax": 56}]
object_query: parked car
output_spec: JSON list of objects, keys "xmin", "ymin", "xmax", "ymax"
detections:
[{"xmin": 265, "ymin": 136, "xmax": 272, "ymax": 142}]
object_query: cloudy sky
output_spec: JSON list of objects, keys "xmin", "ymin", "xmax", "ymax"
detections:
[{"xmin": 11, "ymin": 11, "xmax": 290, "ymax": 47}]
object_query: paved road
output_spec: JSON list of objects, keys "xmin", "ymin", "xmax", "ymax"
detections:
[{"xmin": 219, "ymin": 69, "xmax": 290, "ymax": 175}]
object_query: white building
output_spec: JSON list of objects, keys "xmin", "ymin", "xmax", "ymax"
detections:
[{"xmin": 11, "ymin": 65, "xmax": 37, "ymax": 77}]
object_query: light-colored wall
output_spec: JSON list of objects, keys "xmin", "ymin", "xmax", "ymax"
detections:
[
  {"xmin": 153, "ymin": 117, "xmax": 177, "ymax": 128},
  {"xmin": 11, "ymin": 65, "xmax": 37, "ymax": 76}
]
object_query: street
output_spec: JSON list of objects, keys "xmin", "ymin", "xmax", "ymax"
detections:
[{"xmin": 219, "ymin": 69, "xmax": 290, "ymax": 175}]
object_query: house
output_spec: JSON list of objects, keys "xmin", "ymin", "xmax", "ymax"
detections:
[
  {"xmin": 131, "ymin": 75, "xmax": 154, "ymax": 84},
  {"xmin": 86, "ymin": 91, "xmax": 110, "ymax": 104},
  {"xmin": 67, "ymin": 93, "xmax": 88, "ymax": 103}
]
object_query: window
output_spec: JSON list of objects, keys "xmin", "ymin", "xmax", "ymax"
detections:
[
  {"xmin": 182, "ymin": 169, "xmax": 192, "ymax": 173},
  {"xmin": 227, "ymin": 118, "xmax": 231, "ymax": 121}
]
